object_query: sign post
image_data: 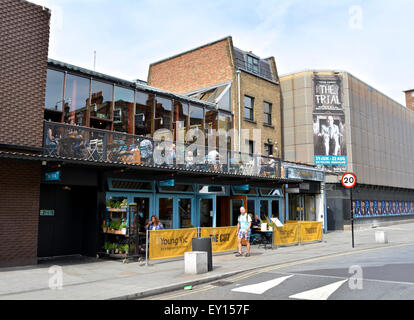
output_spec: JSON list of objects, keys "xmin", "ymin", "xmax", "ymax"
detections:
[{"xmin": 341, "ymin": 173, "xmax": 357, "ymax": 248}]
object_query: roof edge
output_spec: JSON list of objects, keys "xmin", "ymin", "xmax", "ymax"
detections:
[{"xmin": 149, "ymin": 36, "xmax": 232, "ymax": 67}]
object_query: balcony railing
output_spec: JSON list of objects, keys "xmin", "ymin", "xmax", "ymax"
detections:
[{"xmin": 43, "ymin": 121, "xmax": 282, "ymax": 178}]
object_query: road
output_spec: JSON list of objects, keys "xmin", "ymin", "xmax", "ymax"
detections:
[{"xmin": 144, "ymin": 243, "xmax": 414, "ymax": 300}]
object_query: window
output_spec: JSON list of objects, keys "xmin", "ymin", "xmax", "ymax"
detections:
[
  {"xmin": 264, "ymin": 143, "xmax": 273, "ymax": 156},
  {"xmin": 173, "ymin": 100, "xmax": 189, "ymax": 139},
  {"xmin": 155, "ymin": 96, "xmax": 172, "ymax": 131},
  {"xmin": 64, "ymin": 74, "xmax": 90, "ymax": 126},
  {"xmin": 412, "ymin": 92, "xmax": 414, "ymax": 97},
  {"xmin": 135, "ymin": 91, "xmax": 153, "ymax": 136},
  {"xmin": 247, "ymin": 55, "xmax": 259, "ymax": 74},
  {"xmin": 244, "ymin": 96, "xmax": 254, "ymax": 121},
  {"xmin": 189, "ymin": 104, "xmax": 204, "ymax": 130},
  {"xmin": 245, "ymin": 140, "xmax": 254, "ymax": 156},
  {"xmin": 114, "ymin": 86, "xmax": 134, "ymax": 133},
  {"xmin": 264, "ymin": 101, "xmax": 272, "ymax": 125},
  {"xmin": 45, "ymin": 69, "xmax": 64, "ymax": 111},
  {"xmin": 218, "ymin": 113, "xmax": 233, "ymax": 150}
]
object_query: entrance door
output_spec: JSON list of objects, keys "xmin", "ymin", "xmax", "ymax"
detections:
[
  {"xmin": 229, "ymin": 196, "xmax": 247, "ymax": 226},
  {"xmin": 157, "ymin": 196, "xmax": 174, "ymax": 229},
  {"xmin": 156, "ymin": 195, "xmax": 195, "ymax": 229},
  {"xmin": 132, "ymin": 196, "xmax": 151, "ymax": 232},
  {"xmin": 197, "ymin": 195, "xmax": 216, "ymax": 227},
  {"xmin": 38, "ymin": 185, "xmax": 97, "ymax": 258},
  {"xmin": 289, "ymin": 195, "xmax": 305, "ymax": 221}
]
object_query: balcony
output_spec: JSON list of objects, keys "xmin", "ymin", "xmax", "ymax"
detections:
[{"xmin": 43, "ymin": 121, "xmax": 281, "ymax": 179}]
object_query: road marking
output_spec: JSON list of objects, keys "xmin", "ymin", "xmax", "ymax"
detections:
[
  {"xmin": 149, "ymin": 242, "xmax": 414, "ymax": 300},
  {"xmin": 289, "ymin": 279, "xmax": 348, "ymax": 300},
  {"xmin": 231, "ymin": 275, "xmax": 293, "ymax": 295}
]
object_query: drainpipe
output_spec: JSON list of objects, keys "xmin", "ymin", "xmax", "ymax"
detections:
[{"xmin": 237, "ymin": 69, "xmax": 241, "ymax": 153}]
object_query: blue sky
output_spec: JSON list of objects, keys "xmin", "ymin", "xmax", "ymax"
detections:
[{"xmin": 30, "ymin": 0, "xmax": 413, "ymax": 105}]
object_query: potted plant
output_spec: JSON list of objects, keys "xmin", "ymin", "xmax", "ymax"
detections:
[{"xmin": 103, "ymin": 242, "xmax": 110, "ymax": 254}]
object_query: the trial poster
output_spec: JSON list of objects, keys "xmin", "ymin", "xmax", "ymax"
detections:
[{"xmin": 313, "ymin": 75, "xmax": 347, "ymax": 172}]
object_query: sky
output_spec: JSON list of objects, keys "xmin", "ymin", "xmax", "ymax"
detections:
[{"xmin": 30, "ymin": 0, "xmax": 413, "ymax": 105}]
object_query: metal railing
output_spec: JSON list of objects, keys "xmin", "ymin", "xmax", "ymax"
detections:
[{"xmin": 43, "ymin": 121, "xmax": 282, "ymax": 178}]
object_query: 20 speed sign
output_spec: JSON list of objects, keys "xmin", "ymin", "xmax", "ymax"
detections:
[{"xmin": 341, "ymin": 172, "xmax": 357, "ymax": 189}]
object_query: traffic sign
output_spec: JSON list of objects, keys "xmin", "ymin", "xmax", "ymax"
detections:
[{"xmin": 341, "ymin": 172, "xmax": 357, "ymax": 189}]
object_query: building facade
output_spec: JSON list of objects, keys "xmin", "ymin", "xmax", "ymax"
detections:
[
  {"xmin": 1, "ymin": 1, "xmax": 307, "ymax": 267},
  {"xmin": 281, "ymin": 70, "xmax": 414, "ymax": 230},
  {"xmin": 148, "ymin": 37, "xmax": 282, "ymax": 159}
]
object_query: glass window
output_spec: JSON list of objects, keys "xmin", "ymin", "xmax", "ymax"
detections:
[
  {"xmin": 114, "ymin": 86, "xmax": 134, "ymax": 133},
  {"xmin": 264, "ymin": 143, "xmax": 273, "ymax": 156},
  {"xmin": 90, "ymin": 80, "xmax": 113, "ymax": 121},
  {"xmin": 173, "ymin": 100, "xmax": 188, "ymax": 137},
  {"xmin": 135, "ymin": 91, "xmax": 153, "ymax": 136},
  {"xmin": 45, "ymin": 69, "xmax": 64, "ymax": 111},
  {"xmin": 189, "ymin": 105, "xmax": 204, "ymax": 130},
  {"xmin": 260, "ymin": 200, "xmax": 269, "ymax": 220},
  {"xmin": 271, "ymin": 200, "xmax": 279, "ymax": 219},
  {"xmin": 64, "ymin": 74, "xmax": 90, "ymax": 126},
  {"xmin": 247, "ymin": 55, "xmax": 259, "ymax": 74},
  {"xmin": 155, "ymin": 96, "xmax": 172, "ymax": 131},
  {"xmin": 179, "ymin": 198, "xmax": 192, "ymax": 228},
  {"xmin": 160, "ymin": 184, "xmax": 194, "ymax": 193},
  {"xmin": 264, "ymin": 101, "xmax": 272, "ymax": 125},
  {"xmin": 244, "ymin": 96, "xmax": 254, "ymax": 121},
  {"xmin": 217, "ymin": 86, "xmax": 231, "ymax": 111},
  {"xmin": 412, "ymin": 92, "xmax": 414, "ymax": 97},
  {"xmin": 218, "ymin": 113, "xmax": 233, "ymax": 151},
  {"xmin": 205, "ymin": 108, "xmax": 218, "ymax": 148}
]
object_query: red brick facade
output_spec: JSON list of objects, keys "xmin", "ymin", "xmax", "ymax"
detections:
[
  {"xmin": 0, "ymin": 160, "xmax": 41, "ymax": 267},
  {"xmin": 0, "ymin": 0, "xmax": 50, "ymax": 149},
  {"xmin": 148, "ymin": 37, "xmax": 235, "ymax": 94},
  {"xmin": 405, "ymin": 90, "xmax": 414, "ymax": 111}
]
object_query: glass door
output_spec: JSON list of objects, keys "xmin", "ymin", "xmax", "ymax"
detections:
[
  {"xmin": 197, "ymin": 195, "xmax": 216, "ymax": 227},
  {"xmin": 229, "ymin": 196, "xmax": 247, "ymax": 226},
  {"xmin": 132, "ymin": 197, "xmax": 151, "ymax": 233},
  {"xmin": 157, "ymin": 196, "xmax": 174, "ymax": 229},
  {"xmin": 178, "ymin": 197, "xmax": 193, "ymax": 228}
]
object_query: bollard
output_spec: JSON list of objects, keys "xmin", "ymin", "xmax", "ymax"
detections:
[
  {"xmin": 375, "ymin": 230, "xmax": 388, "ymax": 244},
  {"xmin": 192, "ymin": 237, "xmax": 213, "ymax": 271}
]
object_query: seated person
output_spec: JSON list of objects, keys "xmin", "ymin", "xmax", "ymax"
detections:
[
  {"xmin": 251, "ymin": 214, "xmax": 261, "ymax": 234},
  {"xmin": 46, "ymin": 127, "xmax": 59, "ymax": 154}
]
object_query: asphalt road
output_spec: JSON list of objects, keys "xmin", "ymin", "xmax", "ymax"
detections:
[{"xmin": 145, "ymin": 243, "xmax": 414, "ymax": 300}]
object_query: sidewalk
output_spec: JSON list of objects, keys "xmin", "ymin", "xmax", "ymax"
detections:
[{"xmin": 1, "ymin": 222, "xmax": 414, "ymax": 300}]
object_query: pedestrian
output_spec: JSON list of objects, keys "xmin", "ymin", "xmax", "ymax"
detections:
[{"xmin": 236, "ymin": 206, "xmax": 252, "ymax": 257}]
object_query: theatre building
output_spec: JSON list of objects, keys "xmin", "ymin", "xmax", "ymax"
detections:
[
  {"xmin": 0, "ymin": 0, "xmax": 303, "ymax": 267},
  {"xmin": 280, "ymin": 70, "xmax": 414, "ymax": 230}
]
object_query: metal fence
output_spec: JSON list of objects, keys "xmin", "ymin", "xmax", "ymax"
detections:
[{"xmin": 43, "ymin": 121, "xmax": 282, "ymax": 178}]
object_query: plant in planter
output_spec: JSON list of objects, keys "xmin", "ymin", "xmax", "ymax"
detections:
[{"xmin": 103, "ymin": 242, "xmax": 111, "ymax": 254}]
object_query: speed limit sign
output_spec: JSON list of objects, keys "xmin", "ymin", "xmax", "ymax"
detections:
[{"xmin": 341, "ymin": 172, "xmax": 357, "ymax": 189}]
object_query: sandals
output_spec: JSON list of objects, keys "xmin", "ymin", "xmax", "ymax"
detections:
[
  {"xmin": 235, "ymin": 253, "xmax": 243, "ymax": 257},
  {"xmin": 245, "ymin": 253, "xmax": 250, "ymax": 257}
]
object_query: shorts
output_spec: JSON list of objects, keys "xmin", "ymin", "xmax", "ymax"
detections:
[{"xmin": 238, "ymin": 229, "xmax": 251, "ymax": 241}]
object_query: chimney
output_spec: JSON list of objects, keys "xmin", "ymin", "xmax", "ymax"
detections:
[{"xmin": 405, "ymin": 89, "xmax": 414, "ymax": 111}]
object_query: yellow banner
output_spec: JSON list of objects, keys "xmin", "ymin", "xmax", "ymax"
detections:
[
  {"xmin": 273, "ymin": 223, "xmax": 299, "ymax": 246},
  {"xmin": 149, "ymin": 228, "xmax": 197, "ymax": 260},
  {"xmin": 300, "ymin": 222, "xmax": 322, "ymax": 243},
  {"xmin": 200, "ymin": 226, "xmax": 238, "ymax": 253}
]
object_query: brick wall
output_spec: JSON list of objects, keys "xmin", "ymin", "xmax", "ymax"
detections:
[
  {"xmin": 405, "ymin": 90, "xmax": 414, "ymax": 111},
  {"xmin": 236, "ymin": 71, "xmax": 282, "ymax": 157},
  {"xmin": 148, "ymin": 37, "xmax": 234, "ymax": 94},
  {"xmin": 0, "ymin": 0, "xmax": 50, "ymax": 149},
  {"xmin": 0, "ymin": 160, "xmax": 41, "ymax": 267}
]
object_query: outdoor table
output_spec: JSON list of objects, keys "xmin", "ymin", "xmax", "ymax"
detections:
[
  {"xmin": 255, "ymin": 230, "xmax": 273, "ymax": 250},
  {"xmin": 58, "ymin": 136, "xmax": 84, "ymax": 158}
]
